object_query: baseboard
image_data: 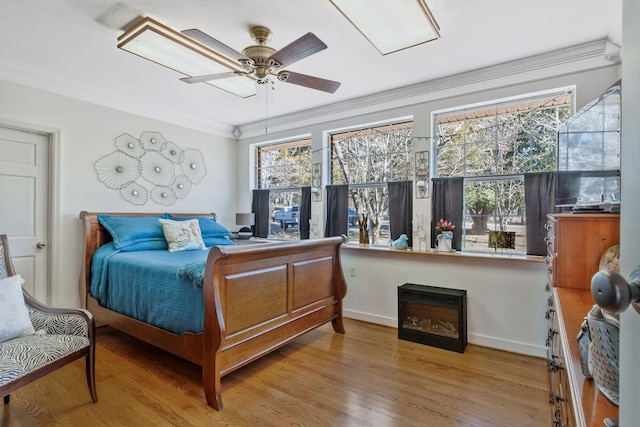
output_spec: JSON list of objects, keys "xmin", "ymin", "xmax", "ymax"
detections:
[
  {"xmin": 343, "ymin": 309, "xmax": 547, "ymax": 358},
  {"xmin": 468, "ymin": 333, "xmax": 547, "ymax": 358},
  {"xmin": 344, "ymin": 309, "xmax": 396, "ymax": 328}
]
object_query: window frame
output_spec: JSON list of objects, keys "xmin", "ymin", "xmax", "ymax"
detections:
[
  {"xmin": 433, "ymin": 88, "xmax": 574, "ymax": 254},
  {"xmin": 256, "ymin": 136, "xmax": 312, "ymax": 190},
  {"xmin": 330, "ymin": 119, "xmax": 414, "ymax": 244},
  {"xmin": 255, "ymin": 136, "xmax": 312, "ymax": 241}
]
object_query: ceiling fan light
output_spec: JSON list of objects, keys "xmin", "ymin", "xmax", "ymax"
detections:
[
  {"xmin": 329, "ymin": 0, "xmax": 440, "ymax": 55},
  {"xmin": 209, "ymin": 78, "xmax": 256, "ymax": 98},
  {"xmin": 118, "ymin": 17, "xmax": 255, "ymax": 97}
]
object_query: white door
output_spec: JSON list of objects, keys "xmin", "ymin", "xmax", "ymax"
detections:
[{"xmin": 0, "ymin": 126, "xmax": 50, "ymax": 302}]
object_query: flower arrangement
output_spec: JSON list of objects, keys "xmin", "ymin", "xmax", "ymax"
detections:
[{"xmin": 435, "ymin": 218, "xmax": 455, "ymax": 232}]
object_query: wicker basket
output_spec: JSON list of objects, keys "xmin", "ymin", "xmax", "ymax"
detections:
[{"xmin": 585, "ymin": 304, "xmax": 620, "ymax": 406}]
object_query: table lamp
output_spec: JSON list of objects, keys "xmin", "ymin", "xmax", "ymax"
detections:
[{"xmin": 236, "ymin": 213, "xmax": 255, "ymax": 239}]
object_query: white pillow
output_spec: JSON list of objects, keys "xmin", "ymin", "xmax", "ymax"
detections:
[
  {"xmin": 159, "ymin": 218, "xmax": 206, "ymax": 252},
  {"xmin": 0, "ymin": 274, "xmax": 35, "ymax": 343}
]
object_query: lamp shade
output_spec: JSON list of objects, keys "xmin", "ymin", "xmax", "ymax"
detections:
[{"xmin": 236, "ymin": 213, "xmax": 255, "ymax": 226}]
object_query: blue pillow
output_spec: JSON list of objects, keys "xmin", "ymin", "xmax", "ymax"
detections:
[
  {"xmin": 97, "ymin": 214, "xmax": 166, "ymax": 250},
  {"xmin": 165, "ymin": 214, "xmax": 233, "ymax": 238},
  {"xmin": 204, "ymin": 236, "xmax": 234, "ymax": 247},
  {"xmin": 119, "ymin": 239, "xmax": 169, "ymax": 252}
]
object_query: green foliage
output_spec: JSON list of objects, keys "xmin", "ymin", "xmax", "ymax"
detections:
[
  {"xmin": 258, "ymin": 140, "xmax": 312, "ymax": 189},
  {"xmin": 435, "ymin": 95, "xmax": 571, "ymax": 237}
]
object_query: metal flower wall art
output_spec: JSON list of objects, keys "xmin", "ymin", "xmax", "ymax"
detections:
[{"xmin": 94, "ymin": 131, "xmax": 207, "ymax": 206}]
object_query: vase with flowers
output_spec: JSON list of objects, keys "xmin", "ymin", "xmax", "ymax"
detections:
[{"xmin": 435, "ymin": 218, "xmax": 455, "ymax": 252}]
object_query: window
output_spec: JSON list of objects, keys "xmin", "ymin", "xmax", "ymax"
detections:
[
  {"xmin": 331, "ymin": 120, "xmax": 413, "ymax": 244},
  {"xmin": 257, "ymin": 138, "xmax": 311, "ymax": 240},
  {"xmin": 434, "ymin": 91, "xmax": 573, "ymax": 253},
  {"xmin": 557, "ymin": 82, "xmax": 620, "ymax": 204},
  {"xmin": 257, "ymin": 138, "xmax": 312, "ymax": 189}
]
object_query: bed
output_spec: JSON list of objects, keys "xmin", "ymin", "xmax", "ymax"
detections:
[{"xmin": 79, "ymin": 211, "xmax": 347, "ymax": 410}]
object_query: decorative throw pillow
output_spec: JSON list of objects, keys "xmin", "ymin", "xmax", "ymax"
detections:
[
  {"xmin": 165, "ymin": 214, "xmax": 233, "ymax": 238},
  {"xmin": 0, "ymin": 274, "xmax": 35, "ymax": 343},
  {"xmin": 159, "ymin": 218, "xmax": 206, "ymax": 252}
]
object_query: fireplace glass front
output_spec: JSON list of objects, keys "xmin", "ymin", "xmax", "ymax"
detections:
[{"xmin": 398, "ymin": 283, "xmax": 467, "ymax": 353}]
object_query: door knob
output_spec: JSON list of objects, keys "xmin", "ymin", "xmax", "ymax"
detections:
[
  {"xmin": 36, "ymin": 242, "xmax": 46, "ymax": 249},
  {"xmin": 591, "ymin": 268, "xmax": 640, "ymax": 315}
]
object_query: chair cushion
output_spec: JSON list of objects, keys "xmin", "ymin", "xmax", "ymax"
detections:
[
  {"xmin": 0, "ymin": 334, "xmax": 90, "ymax": 387},
  {"xmin": 28, "ymin": 308, "xmax": 89, "ymax": 337}
]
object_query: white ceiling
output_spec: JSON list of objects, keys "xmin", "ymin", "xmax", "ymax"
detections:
[{"xmin": 0, "ymin": 0, "xmax": 622, "ymax": 138}]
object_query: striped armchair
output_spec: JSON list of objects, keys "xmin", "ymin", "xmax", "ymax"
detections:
[{"xmin": 0, "ymin": 234, "xmax": 97, "ymax": 404}]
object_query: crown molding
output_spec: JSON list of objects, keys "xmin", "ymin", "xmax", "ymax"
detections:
[
  {"xmin": 237, "ymin": 38, "xmax": 614, "ymax": 139},
  {"xmin": 0, "ymin": 38, "xmax": 614, "ymax": 140},
  {"xmin": 0, "ymin": 57, "xmax": 235, "ymax": 137}
]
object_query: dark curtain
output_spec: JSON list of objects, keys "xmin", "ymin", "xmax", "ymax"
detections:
[
  {"xmin": 431, "ymin": 177, "xmax": 464, "ymax": 250},
  {"xmin": 251, "ymin": 189, "xmax": 270, "ymax": 238},
  {"xmin": 388, "ymin": 181, "xmax": 413, "ymax": 247},
  {"xmin": 325, "ymin": 184, "xmax": 349, "ymax": 237},
  {"xmin": 300, "ymin": 186, "xmax": 312, "ymax": 239},
  {"xmin": 524, "ymin": 172, "xmax": 557, "ymax": 256}
]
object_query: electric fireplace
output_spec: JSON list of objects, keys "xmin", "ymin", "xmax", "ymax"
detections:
[{"xmin": 398, "ymin": 283, "xmax": 467, "ymax": 353}]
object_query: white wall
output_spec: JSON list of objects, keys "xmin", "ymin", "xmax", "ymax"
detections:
[
  {"xmin": 236, "ymin": 64, "xmax": 621, "ymax": 357},
  {"xmin": 342, "ymin": 249, "xmax": 548, "ymax": 356},
  {"xmin": 0, "ymin": 80, "xmax": 237, "ymax": 308}
]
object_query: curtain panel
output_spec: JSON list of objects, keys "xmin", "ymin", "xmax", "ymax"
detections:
[
  {"xmin": 524, "ymin": 172, "xmax": 557, "ymax": 256},
  {"xmin": 388, "ymin": 181, "xmax": 413, "ymax": 247},
  {"xmin": 325, "ymin": 184, "xmax": 349, "ymax": 237},
  {"xmin": 251, "ymin": 189, "xmax": 270, "ymax": 238},
  {"xmin": 300, "ymin": 186, "xmax": 312, "ymax": 239},
  {"xmin": 431, "ymin": 177, "xmax": 464, "ymax": 250}
]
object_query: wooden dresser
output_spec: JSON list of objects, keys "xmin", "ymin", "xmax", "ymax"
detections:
[
  {"xmin": 547, "ymin": 214, "xmax": 620, "ymax": 290},
  {"xmin": 545, "ymin": 213, "xmax": 619, "ymax": 426}
]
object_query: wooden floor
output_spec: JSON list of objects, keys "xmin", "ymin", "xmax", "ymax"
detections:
[{"xmin": 1, "ymin": 318, "xmax": 550, "ymax": 427}]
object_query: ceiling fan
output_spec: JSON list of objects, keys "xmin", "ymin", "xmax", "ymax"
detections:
[{"xmin": 179, "ymin": 26, "xmax": 341, "ymax": 94}]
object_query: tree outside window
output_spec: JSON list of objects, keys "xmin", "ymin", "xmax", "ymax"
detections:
[
  {"xmin": 435, "ymin": 92, "xmax": 573, "ymax": 253},
  {"xmin": 257, "ymin": 138, "xmax": 311, "ymax": 240},
  {"xmin": 331, "ymin": 121, "xmax": 413, "ymax": 244}
]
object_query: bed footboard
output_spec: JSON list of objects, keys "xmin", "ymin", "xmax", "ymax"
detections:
[{"xmin": 202, "ymin": 236, "xmax": 347, "ymax": 409}]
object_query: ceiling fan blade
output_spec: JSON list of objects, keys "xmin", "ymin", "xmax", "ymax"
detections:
[
  {"xmin": 278, "ymin": 71, "xmax": 341, "ymax": 93},
  {"xmin": 181, "ymin": 29, "xmax": 250, "ymax": 62},
  {"xmin": 269, "ymin": 32, "xmax": 327, "ymax": 67},
  {"xmin": 180, "ymin": 71, "xmax": 240, "ymax": 84}
]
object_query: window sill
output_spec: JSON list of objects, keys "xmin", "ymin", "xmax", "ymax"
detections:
[{"xmin": 341, "ymin": 243, "xmax": 545, "ymax": 263}]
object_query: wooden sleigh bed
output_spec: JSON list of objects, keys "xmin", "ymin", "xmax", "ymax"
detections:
[{"xmin": 79, "ymin": 211, "xmax": 347, "ymax": 410}]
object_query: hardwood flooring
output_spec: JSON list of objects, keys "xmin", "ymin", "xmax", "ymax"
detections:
[{"xmin": 1, "ymin": 318, "xmax": 550, "ymax": 426}]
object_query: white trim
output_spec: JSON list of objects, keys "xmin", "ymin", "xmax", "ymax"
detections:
[
  {"xmin": 344, "ymin": 309, "xmax": 547, "ymax": 357},
  {"xmin": 469, "ymin": 333, "xmax": 547, "ymax": 358},
  {"xmin": 0, "ymin": 39, "xmax": 613, "ymax": 140},
  {"xmin": 431, "ymin": 85, "xmax": 575, "ymax": 118},
  {"xmin": 344, "ymin": 309, "xmax": 396, "ymax": 327}
]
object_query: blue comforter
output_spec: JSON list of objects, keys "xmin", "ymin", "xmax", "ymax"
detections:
[{"xmin": 91, "ymin": 243, "xmax": 213, "ymax": 334}]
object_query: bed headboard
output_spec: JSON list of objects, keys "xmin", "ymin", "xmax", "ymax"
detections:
[{"xmin": 78, "ymin": 211, "xmax": 217, "ymax": 301}]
